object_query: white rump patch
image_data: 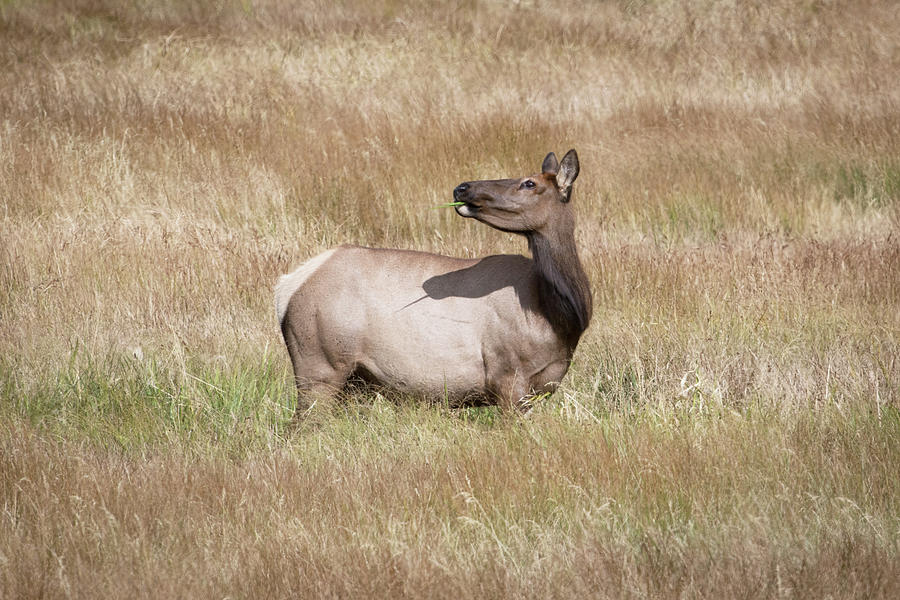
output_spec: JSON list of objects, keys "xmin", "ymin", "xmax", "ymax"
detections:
[{"xmin": 274, "ymin": 248, "xmax": 338, "ymax": 325}]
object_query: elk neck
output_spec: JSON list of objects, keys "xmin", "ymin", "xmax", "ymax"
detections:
[{"xmin": 526, "ymin": 217, "xmax": 592, "ymax": 346}]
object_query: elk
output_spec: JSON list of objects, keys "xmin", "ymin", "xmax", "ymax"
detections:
[{"xmin": 275, "ymin": 149, "xmax": 591, "ymax": 417}]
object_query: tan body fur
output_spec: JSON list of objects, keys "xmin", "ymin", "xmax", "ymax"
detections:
[{"xmin": 278, "ymin": 247, "xmax": 569, "ymax": 409}]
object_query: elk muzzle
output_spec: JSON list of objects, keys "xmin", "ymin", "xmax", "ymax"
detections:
[{"xmin": 453, "ymin": 181, "xmax": 480, "ymax": 217}]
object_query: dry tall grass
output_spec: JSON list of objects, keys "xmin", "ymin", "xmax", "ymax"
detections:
[{"xmin": 1, "ymin": 0, "xmax": 899, "ymax": 597}]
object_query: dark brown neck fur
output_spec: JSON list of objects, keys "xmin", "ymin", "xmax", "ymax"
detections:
[{"xmin": 526, "ymin": 223, "xmax": 592, "ymax": 346}]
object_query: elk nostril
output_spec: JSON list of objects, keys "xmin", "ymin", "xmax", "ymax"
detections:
[{"xmin": 454, "ymin": 183, "xmax": 469, "ymax": 197}]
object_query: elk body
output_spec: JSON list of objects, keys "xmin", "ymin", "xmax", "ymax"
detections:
[{"xmin": 276, "ymin": 150, "xmax": 591, "ymax": 416}]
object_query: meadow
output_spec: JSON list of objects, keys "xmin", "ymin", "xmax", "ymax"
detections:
[{"xmin": 1, "ymin": 0, "xmax": 899, "ymax": 597}]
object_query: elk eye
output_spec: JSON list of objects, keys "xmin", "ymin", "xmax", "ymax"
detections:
[{"xmin": 521, "ymin": 180, "xmax": 536, "ymax": 189}]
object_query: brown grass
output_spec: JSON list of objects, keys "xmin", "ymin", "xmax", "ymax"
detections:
[
  {"xmin": 3, "ymin": 410, "xmax": 899, "ymax": 598},
  {"xmin": 1, "ymin": 0, "xmax": 899, "ymax": 597}
]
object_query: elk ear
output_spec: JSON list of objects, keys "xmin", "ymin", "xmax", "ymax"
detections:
[
  {"xmin": 556, "ymin": 149, "xmax": 579, "ymax": 202},
  {"xmin": 541, "ymin": 152, "xmax": 559, "ymax": 175}
]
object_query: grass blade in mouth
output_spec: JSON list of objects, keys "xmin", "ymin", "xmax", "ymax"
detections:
[{"xmin": 432, "ymin": 201, "xmax": 466, "ymax": 209}]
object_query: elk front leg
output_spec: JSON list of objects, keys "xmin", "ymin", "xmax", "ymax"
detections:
[
  {"xmin": 492, "ymin": 372, "xmax": 535, "ymax": 414},
  {"xmin": 493, "ymin": 360, "xmax": 568, "ymax": 414}
]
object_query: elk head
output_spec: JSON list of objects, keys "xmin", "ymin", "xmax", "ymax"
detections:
[{"xmin": 452, "ymin": 149, "xmax": 580, "ymax": 235}]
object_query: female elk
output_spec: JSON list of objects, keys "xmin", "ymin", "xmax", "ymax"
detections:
[{"xmin": 276, "ymin": 150, "xmax": 591, "ymax": 416}]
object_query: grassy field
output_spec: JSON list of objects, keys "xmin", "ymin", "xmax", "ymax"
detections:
[{"xmin": 2, "ymin": 0, "xmax": 899, "ymax": 597}]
